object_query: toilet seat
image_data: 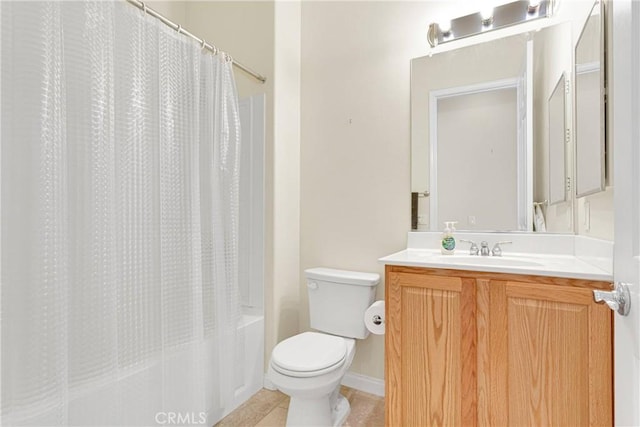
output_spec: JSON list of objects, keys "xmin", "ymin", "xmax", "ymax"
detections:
[{"xmin": 271, "ymin": 332, "xmax": 347, "ymax": 378}]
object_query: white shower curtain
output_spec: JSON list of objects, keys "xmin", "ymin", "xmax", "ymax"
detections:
[{"xmin": 0, "ymin": 1, "xmax": 240, "ymax": 426}]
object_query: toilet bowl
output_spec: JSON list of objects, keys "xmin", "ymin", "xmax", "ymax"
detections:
[
  {"xmin": 267, "ymin": 268, "xmax": 380, "ymax": 427},
  {"xmin": 268, "ymin": 332, "xmax": 356, "ymax": 426}
]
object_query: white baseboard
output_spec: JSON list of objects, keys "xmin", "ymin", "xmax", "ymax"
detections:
[
  {"xmin": 263, "ymin": 371, "xmax": 385, "ymax": 397},
  {"xmin": 341, "ymin": 371, "xmax": 385, "ymax": 397}
]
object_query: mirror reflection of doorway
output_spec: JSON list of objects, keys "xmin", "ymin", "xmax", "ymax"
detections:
[{"xmin": 429, "ymin": 79, "xmax": 528, "ymax": 231}]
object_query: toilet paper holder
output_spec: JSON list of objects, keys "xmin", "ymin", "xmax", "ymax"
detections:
[{"xmin": 364, "ymin": 300, "xmax": 385, "ymax": 335}]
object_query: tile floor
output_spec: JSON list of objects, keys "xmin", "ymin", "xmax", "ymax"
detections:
[{"xmin": 214, "ymin": 386, "xmax": 384, "ymax": 427}]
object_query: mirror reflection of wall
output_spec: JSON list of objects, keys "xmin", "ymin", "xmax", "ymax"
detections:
[
  {"xmin": 533, "ymin": 23, "xmax": 573, "ymax": 233},
  {"xmin": 575, "ymin": 1, "xmax": 614, "ymax": 240},
  {"xmin": 547, "ymin": 74, "xmax": 568, "ymax": 207},
  {"xmin": 575, "ymin": 0, "xmax": 613, "ymax": 240},
  {"xmin": 435, "ymin": 86, "xmax": 520, "ymax": 231},
  {"xmin": 575, "ymin": 2, "xmax": 605, "ymax": 197}
]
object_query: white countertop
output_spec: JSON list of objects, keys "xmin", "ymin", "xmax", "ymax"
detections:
[
  {"xmin": 379, "ymin": 248, "xmax": 613, "ymax": 281},
  {"xmin": 379, "ymin": 249, "xmax": 613, "ymax": 281}
]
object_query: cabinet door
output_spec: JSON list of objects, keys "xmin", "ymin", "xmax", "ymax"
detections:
[
  {"xmin": 486, "ymin": 280, "xmax": 612, "ymax": 426},
  {"xmin": 386, "ymin": 270, "xmax": 476, "ymax": 427}
]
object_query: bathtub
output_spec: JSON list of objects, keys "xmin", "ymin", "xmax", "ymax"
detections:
[
  {"xmin": 42, "ymin": 306, "xmax": 263, "ymax": 427},
  {"xmin": 223, "ymin": 308, "xmax": 265, "ymax": 419}
]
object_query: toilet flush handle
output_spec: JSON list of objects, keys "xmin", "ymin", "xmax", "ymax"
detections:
[{"xmin": 307, "ymin": 281, "xmax": 318, "ymax": 290}]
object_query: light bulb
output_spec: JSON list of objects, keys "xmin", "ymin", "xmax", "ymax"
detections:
[
  {"xmin": 480, "ymin": 7, "xmax": 494, "ymax": 26},
  {"xmin": 528, "ymin": 0, "xmax": 541, "ymax": 13},
  {"xmin": 438, "ymin": 19, "xmax": 452, "ymax": 35}
]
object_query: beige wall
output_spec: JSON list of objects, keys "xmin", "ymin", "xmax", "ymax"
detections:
[
  {"xmin": 299, "ymin": 0, "xmax": 614, "ymax": 382},
  {"xmin": 272, "ymin": 0, "xmax": 302, "ymax": 348},
  {"xmin": 300, "ymin": 1, "xmax": 442, "ymax": 381},
  {"xmin": 577, "ymin": 187, "xmax": 614, "ymax": 239},
  {"xmin": 184, "ymin": 1, "xmax": 275, "ymax": 99},
  {"xmin": 147, "ymin": 0, "xmax": 614, "ymax": 384},
  {"xmin": 147, "ymin": 1, "xmax": 186, "ymax": 24},
  {"xmin": 184, "ymin": 1, "xmax": 304, "ymax": 370}
]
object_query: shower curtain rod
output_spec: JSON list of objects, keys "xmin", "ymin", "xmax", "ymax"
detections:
[{"xmin": 126, "ymin": 0, "xmax": 267, "ymax": 83}]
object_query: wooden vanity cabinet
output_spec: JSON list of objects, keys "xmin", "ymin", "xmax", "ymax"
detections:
[{"xmin": 385, "ymin": 265, "xmax": 613, "ymax": 427}]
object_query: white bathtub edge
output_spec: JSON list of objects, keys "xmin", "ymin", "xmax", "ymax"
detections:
[{"xmin": 220, "ymin": 313, "xmax": 265, "ymax": 421}]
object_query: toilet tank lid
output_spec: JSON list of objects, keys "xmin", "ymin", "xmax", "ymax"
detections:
[{"xmin": 305, "ymin": 267, "xmax": 380, "ymax": 287}]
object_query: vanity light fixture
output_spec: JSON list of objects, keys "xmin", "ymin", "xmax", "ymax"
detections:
[{"xmin": 427, "ymin": 0, "xmax": 555, "ymax": 48}]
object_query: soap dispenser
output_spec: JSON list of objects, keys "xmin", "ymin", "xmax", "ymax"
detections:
[{"xmin": 441, "ymin": 221, "xmax": 457, "ymax": 255}]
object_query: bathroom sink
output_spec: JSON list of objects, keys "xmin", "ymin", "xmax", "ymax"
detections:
[
  {"xmin": 431, "ymin": 255, "xmax": 544, "ymax": 268},
  {"xmin": 381, "ymin": 249, "xmax": 613, "ymax": 281}
]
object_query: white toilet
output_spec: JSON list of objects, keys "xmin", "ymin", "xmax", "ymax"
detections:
[{"xmin": 268, "ymin": 267, "xmax": 380, "ymax": 427}]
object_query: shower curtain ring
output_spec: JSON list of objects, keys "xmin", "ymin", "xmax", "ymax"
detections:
[
  {"xmin": 176, "ymin": 24, "xmax": 182, "ymax": 33},
  {"xmin": 201, "ymin": 39, "xmax": 207, "ymax": 49},
  {"xmin": 141, "ymin": 2, "xmax": 147, "ymax": 14}
]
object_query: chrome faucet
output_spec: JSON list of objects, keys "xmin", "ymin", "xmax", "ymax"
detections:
[
  {"xmin": 480, "ymin": 241, "xmax": 490, "ymax": 256},
  {"xmin": 491, "ymin": 241, "xmax": 513, "ymax": 257},
  {"xmin": 460, "ymin": 239, "xmax": 479, "ymax": 256}
]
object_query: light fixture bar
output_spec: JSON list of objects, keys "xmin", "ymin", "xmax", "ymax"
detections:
[{"xmin": 428, "ymin": 0, "xmax": 554, "ymax": 48}]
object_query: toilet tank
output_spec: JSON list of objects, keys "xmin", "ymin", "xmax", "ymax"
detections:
[{"xmin": 305, "ymin": 267, "xmax": 380, "ymax": 339}]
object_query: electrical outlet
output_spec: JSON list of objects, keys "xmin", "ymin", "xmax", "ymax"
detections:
[{"xmin": 584, "ymin": 201, "xmax": 591, "ymax": 231}]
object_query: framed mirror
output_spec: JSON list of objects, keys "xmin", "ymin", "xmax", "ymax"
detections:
[
  {"xmin": 575, "ymin": 0, "xmax": 606, "ymax": 197},
  {"xmin": 411, "ymin": 24, "xmax": 572, "ymax": 232},
  {"xmin": 410, "ymin": 1, "xmax": 608, "ymax": 234},
  {"xmin": 548, "ymin": 73, "xmax": 568, "ymax": 205}
]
